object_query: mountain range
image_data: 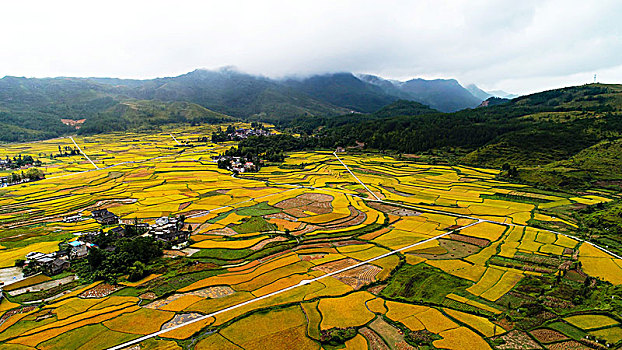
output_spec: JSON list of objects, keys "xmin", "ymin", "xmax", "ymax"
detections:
[
  {"xmin": 0, "ymin": 68, "xmax": 507, "ymax": 141},
  {"xmin": 465, "ymin": 84, "xmax": 518, "ymax": 101}
]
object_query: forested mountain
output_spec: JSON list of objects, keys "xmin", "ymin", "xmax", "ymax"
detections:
[
  {"xmin": 359, "ymin": 74, "xmax": 483, "ymax": 112},
  {"xmin": 117, "ymin": 69, "xmax": 348, "ymax": 119},
  {"xmin": 282, "ymin": 73, "xmax": 397, "ymax": 113},
  {"xmin": 2, "ymin": 68, "xmax": 621, "ymax": 190},
  {"xmin": 78, "ymin": 100, "xmax": 234, "ymax": 134},
  {"xmin": 284, "ymin": 99, "xmax": 440, "ymax": 135},
  {"xmin": 0, "ymin": 68, "xmax": 487, "ymax": 142},
  {"xmin": 0, "ymin": 77, "xmax": 119, "ymax": 141}
]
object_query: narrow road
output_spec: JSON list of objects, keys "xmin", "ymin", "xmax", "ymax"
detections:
[
  {"xmin": 333, "ymin": 152, "xmax": 380, "ymax": 200},
  {"xmin": 69, "ymin": 136, "xmax": 99, "ymax": 169},
  {"xmin": 107, "ymin": 220, "xmax": 483, "ymax": 350},
  {"xmin": 170, "ymin": 133, "xmax": 181, "ymax": 145}
]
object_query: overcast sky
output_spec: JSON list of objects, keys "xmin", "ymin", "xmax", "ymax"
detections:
[{"xmin": 2, "ymin": 0, "xmax": 621, "ymax": 94}]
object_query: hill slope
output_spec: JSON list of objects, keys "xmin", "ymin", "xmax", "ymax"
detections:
[
  {"xmin": 78, "ymin": 100, "xmax": 234, "ymax": 134},
  {"xmin": 321, "ymin": 83, "xmax": 622, "ymax": 188}
]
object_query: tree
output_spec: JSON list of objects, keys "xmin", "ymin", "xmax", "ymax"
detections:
[
  {"xmin": 25, "ymin": 168, "xmax": 44, "ymax": 181},
  {"xmin": 128, "ymin": 261, "xmax": 147, "ymax": 282}
]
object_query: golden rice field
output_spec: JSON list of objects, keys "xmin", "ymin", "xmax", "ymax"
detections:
[{"xmin": 0, "ymin": 124, "xmax": 620, "ymax": 349}]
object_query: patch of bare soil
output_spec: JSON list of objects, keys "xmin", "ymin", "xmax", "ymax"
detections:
[
  {"xmin": 448, "ymin": 233, "xmax": 490, "ymax": 247},
  {"xmin": 547, "ymin": 340, "xmax": 600, "ymax": 350},
  {"xmin": 204, "ymin": 227, "xmax": 238, "ymax": 236},
  {"xmin": 530, "ymin": 329, "xmax": 568, "ymax": 344},
  {"xmin": 163, "ymin": 249, "xmax": 187, "ymax": 257},
  {"xmin": 299, "ymin": 253, "xmax": 327, "ymax": 261},
  {"xmin": 178, "ymin": 202, "xmax": 192, "ymax": 211},
  {"xmin": 414, "ymin": 239, "xmax": 482, "ymax": 260},
  {"xmin": 80, "ymin": 283, "xmax": 121, "ymax": 298},
  {"xmin": 367, "ymin": 284, "xmax": 386, "ymax": 295},
  {"xmin": 275, "ymin": 197, "xmax": 311, "ymax": 209},
  {"xmin": 299, "ymin": 193, "xmax": 333, "ymax": 202},
  {"xmin": 333, "ymin": 264, "xmax": 382, "ymax": 290},
  {"xmin": 312, "ymin": 258, "xmax": 359, "ymax": 274},
  {"xmin": 359, "ymin": 327, "xmax": 391, "ymax": 350},
  {"xmin": 284, "ymin": 208, "xmax": 310, "ymax": 218},
  {"xmin": 139, "ymin": 292, "xmax": 157, "ymax": 300},
  {"xmin": 492, "ymin": 330, "xmax": 542, "ymax": 349},
  {"xmin": 292, "ymin": 223, "xmax": 321, "ymax": 235},
  {"xmin": 369, "ymin": 317, "xmax": 415, "ymax": 350},
  {"xmin": 161, "ymin": 313, "xmax": 204, "ymax": 330}
]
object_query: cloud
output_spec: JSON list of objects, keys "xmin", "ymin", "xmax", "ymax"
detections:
[{"xmin": 1, "ymin": 0, "xmax": 621, "ymax": 94}]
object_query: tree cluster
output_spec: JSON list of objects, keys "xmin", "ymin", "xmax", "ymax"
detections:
[
  {"xmin": 1, "ymin": 154, "xmax": 41, "ymax": 169},
  {"xmin": 4, "ymin": 168, "xmax": 45, "ymax": 185},
  {"xmin": 75, "ymin": 234, "xmax": 163, "ymax": 283},
  {"xmin": 54, "ymin": 145, "xmax": 80, "ymax": 158}
]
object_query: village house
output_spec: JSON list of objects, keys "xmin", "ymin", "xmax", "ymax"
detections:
[
  {"xmin": 92, "ymin": 209, "xmax": 119, "ymax": 225},
  {"xmin": 26, "ymin": 251, "xmax": 55, "ymax": 264},
  {"xmin": 25, "ymin": 251, "xmax": 71, "ymax": 275},
  {"xmin": 63, "ymin": 213, "xmax": 82, "ymax": 223},
  {"xmin": 68, "ymin": 240, "xmax": 88, "ymax": 259},
  {"xmin": 219, "ymin": 156, "xmax": 257, "ymax": 173},
  {"xmin": 150, "ymin": 216, "xmax": 191, "ymax": 244},
  {"xmin": 47, "ymin": 258, "xmax": 70, "ymax": 275}
]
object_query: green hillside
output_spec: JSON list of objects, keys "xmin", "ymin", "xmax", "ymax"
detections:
[
  {"xmin": 78, "ymin": 100, "xmax": 234, "ymax": 134},
  {"xmin": 318, "ymin": 84, "xmax": 622, "ymax": 189}
]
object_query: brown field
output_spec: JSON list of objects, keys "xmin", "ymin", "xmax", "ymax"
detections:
[{"xmin": 530, "ymin": 328, "xmax": 569, "ymax": 343}]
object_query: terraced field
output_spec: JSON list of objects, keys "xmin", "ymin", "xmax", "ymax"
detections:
[{"xmin": 0, "ymin": 124, "xmax": 620, "ymax": 349}]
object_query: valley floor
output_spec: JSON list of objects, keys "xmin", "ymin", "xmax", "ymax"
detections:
[{"xmin": 0, "ymin": 124, "xmax": 621, "ymax": 350}]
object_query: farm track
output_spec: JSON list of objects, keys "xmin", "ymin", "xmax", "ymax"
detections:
[{"xmin": 69, "ymin": 136, "xmax": 99, "ymax": 169}]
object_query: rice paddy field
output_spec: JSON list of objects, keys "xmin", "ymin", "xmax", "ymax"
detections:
[{"xmin": 0, "ymin": 124, "xmax": 621, "ymax": 349}]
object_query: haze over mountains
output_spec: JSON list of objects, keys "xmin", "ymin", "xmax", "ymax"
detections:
[
  {"xmin": 465, "ymin": 84, "xmax": 519, "ymax": 101},
  {"xmin": 0, "ymin": 67, "xmax": 513, "ymax": 141}
]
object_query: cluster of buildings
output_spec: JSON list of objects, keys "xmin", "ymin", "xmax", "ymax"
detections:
[
  {"xmin": 23, "ymin": 209, "xmax": 191, "ymax": 277},
  {"xmin": 63, "ymin": 209, "xmax": 118, "ymax": 225},
  {"xmin": 24, "ymin": 240, "xmax": 95, "ymax": 275},
  {"xmin": 151, "ymin": 216, "xmax": 191, "ymax": 243},
  {"xmin": 218, "ymin": 156, "xmax": 257, "ymax": 173},
  {"xmin": 230, "ymin": 128, "xmax": 272, "ymax": 139}
]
